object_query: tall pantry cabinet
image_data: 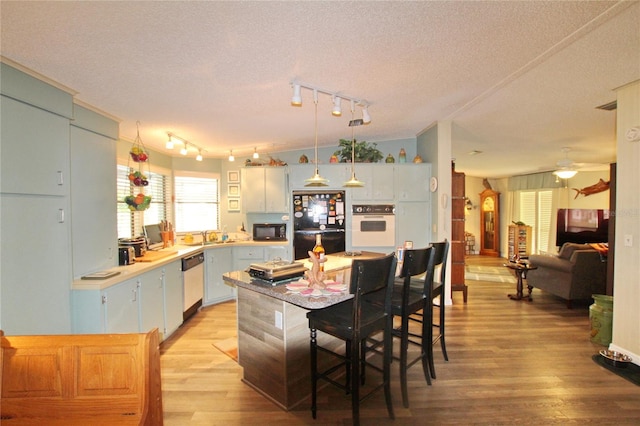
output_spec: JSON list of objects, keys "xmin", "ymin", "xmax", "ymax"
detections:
[
  {"xmin": 1, "ymin": 61, "xmax": 74, "ymax": 334},
  {"xmin": 451, "ymin": 168, "xmax": 468, "ymax": 302}
]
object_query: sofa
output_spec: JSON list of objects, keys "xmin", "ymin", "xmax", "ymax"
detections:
[{"xmin": 527, "ymin": 243, "xmax": 607, "ymax": 308}]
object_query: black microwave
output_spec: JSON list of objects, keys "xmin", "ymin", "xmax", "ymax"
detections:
[{"xmin": 253, "ymin": 223, "xmax": 287, "ymax": 241}]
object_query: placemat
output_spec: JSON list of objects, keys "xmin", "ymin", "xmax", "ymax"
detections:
[{"xmin": 592, "ymin": 354, "xmax": 640, "ymax": 386}]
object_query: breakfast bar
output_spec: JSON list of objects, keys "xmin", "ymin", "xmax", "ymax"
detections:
[{"xmin": 222, "ymin": 252, "xmax": 384, "ymax": 410}]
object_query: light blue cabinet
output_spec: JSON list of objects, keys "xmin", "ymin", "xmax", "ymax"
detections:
[
  {"xmin": 233, "ymin": 246, "xmax": 265, "ymax": 271},
  {"xmin": 396, "ymin": 164, "xmax": 431, "ymax": 202},
  {"xmin": 241, "ymin": 167, "xmax": 288, "ymax": 213},
  {"xmin": 103, "ymin": 278, "xmax": 140, "ymax": 334},
  {"xmin": 396, "ymin": 202, "xmax": 431, "ymax": 249},
  {"xmin": 164, "ymin": 260, "xmax": 183, "ymax": 337},
  {"xmin": 350, "ymin": 164, "xmax": 395, "ymax": 201},
  {"xmin": 138, "ymin": 268, "xmax": 165, "ymax": 338},
  {"xmin": 204, "ymin": 248, "xmax": 235, "ymax": 305}
]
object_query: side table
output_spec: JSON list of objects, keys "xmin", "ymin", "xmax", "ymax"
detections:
[{"xmin": 504, "ymin": 262, "xmax": 537, "ymax": 301}]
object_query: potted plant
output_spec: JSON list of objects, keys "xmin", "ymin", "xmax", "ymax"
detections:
[{"xmin": 334, "ymin": 139, "xmax": 383, "ymax": 163}]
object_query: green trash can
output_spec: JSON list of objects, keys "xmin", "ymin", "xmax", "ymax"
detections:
[{"xmin": 590, "ymin": 294, "xmax": 613, "ymax": 345}]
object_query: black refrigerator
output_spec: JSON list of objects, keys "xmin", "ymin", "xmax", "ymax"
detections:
[{"xmin": 292, "ymin": 190, "xmax": 346, "ymax": 260}]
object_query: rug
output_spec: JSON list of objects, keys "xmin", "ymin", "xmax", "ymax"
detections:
[
  {"xmin": 465, "ymin": 264, "xmax": 516, "ymax": 283},
  {"xmin": 212, "ymin": 337, "xmax": 238, "ymax": 362},
  {"xmin": 592, "ymin": 354, "xmax": 640, "ymax": 386}
]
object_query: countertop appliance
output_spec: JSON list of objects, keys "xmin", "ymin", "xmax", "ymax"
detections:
[
  {"xmin": 182, "ymin": 252, "xmax": 205, "ymax": 321},
  {"xmin": 118, "ymin": 247, "xmax": 135, "ymax": 265},
  {"xmin": 253, "ymin": 223, "xmax": 287, "ymax": 241},
  {"xmin": 118, "ymin": 237, "xmax": 147, "ymax": 257},
  {"xmin": 351, "ymin": 204, "xmax": 396, "ymax": 248},
  {"xmin": 292, "ymin": 190, "xmax": 346, "ymax": 260},
  {"xmin": 248, "ymin": 259, "xmax": 307, "ymax": 284}
]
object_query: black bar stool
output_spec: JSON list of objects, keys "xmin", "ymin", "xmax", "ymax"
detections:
[
  {"xmin": 391, "ymin": 246, "xmax": 437, "ymax": 408},
  {"xmin": 307, "ymin": 252, "xmax": 397, "ymax": 426},
  {"xmin": 428, "ymin": 239, "xmax": 450, "ymax": 378}
]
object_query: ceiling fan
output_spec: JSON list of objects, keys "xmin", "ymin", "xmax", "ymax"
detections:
[{"xmin": 553, "ymin": 147, "xmax": 607, "ymax": 179}]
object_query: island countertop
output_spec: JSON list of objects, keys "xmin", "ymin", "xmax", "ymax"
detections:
[{"xmin": 222, "ymin": 251, "xmax": 387, "ymax": 310}]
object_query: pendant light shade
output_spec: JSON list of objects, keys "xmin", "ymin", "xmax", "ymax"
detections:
[{"xmin": 305, "ymin": 90, "xmax": 329, "ymax": 187}]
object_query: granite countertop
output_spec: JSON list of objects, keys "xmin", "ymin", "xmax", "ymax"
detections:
[{"xmin": 223, "ymin": 251, "xmax": 386, "ymax": 310}]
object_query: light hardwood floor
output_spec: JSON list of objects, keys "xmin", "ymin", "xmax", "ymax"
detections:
[{"xmin": 160, "ymin": 255, "xmax": 640, "ymax": 425}]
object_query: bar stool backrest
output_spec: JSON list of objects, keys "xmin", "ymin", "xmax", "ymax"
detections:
[{"xmin": 398, "ymin": 247, "xmax": 436, "ymax": 298}]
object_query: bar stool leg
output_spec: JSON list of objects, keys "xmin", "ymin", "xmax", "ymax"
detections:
[
  {"xmin": 310, "ymin": 328, "xmax": 318, "ymax": 419},
  {"xmin": 351, "ymin": 337, "xmax": 361, "ymax": 426},
  {"xmin": 384, "ymin": 317, "xmax": 395, "ymax": 419},
  {"xmin": 399, "ymin": 314, "xmax": 410, "ymax": 408}
]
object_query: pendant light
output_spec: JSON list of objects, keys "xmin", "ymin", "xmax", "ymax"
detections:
[
  {"xmin": 344, "ymin": 101, "xmax": 365, "ymax": 187},
  {"xmin": 305, "ymin": 89, "xmax": 329, "ymax": 187}
]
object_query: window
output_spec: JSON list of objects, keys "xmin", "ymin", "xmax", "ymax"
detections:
[
  {"xmin": 174, "ymin": 174, "xmax": 219, "ymax": 232},
  {"xmin": 518, "ymin": 190, "xmax": 553, "ymax": 254},
  {"xmin": 117, "ymin": 164, "xmax": 171, "ymax": 239}
]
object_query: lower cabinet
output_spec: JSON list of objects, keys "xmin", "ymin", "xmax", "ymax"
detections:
[
  {"xmin": 72, "ymin": 261, "xmax": 183, "ymax": 340},
  {"xmin": 102, "ymin": 278, "xmax": 140, "ymax": 334},
  {"xmin": 138, "ymin": 268, "xmax": 165, "ymax": 338},
  {"xmin": 233, "ymin": 246, "xmax": 264, "ymax": 271},
  {"xmin": 163, "ymin": 260, "xmax": 183, "ymax": 337},
  {"xmin": 204, "ymin": 248, "xmax": 235, "ymax": 306}
]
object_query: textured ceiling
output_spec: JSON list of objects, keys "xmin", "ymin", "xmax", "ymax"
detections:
[{"xmin": 1, "ymin": 1, "xmax": 639, "ymax": 177}]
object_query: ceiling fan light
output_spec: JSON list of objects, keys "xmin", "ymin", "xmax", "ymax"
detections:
[{"xmin": 553, "ymin": 169, "xmax": 577, "ymax": 179}]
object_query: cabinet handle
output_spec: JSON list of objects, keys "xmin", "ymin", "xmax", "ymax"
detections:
[
  {"xmin": 58, "ymin": 209, "xmax": 65, "ymax": 223},
  {"xmin": 101, "ymin": 295, "xmax": 107, "ymax": 304},
  {"xmin": 57, "ymin": 171, "xmax": 64, "ymax": 186},
  {"xmin": 132, "ymin": 288, "xmax": 137, "ymax": 302}
]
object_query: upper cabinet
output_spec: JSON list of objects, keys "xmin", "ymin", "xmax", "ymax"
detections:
[
  {"xmin": 241, "ymin": 167, "xmax": 288, "ymax": 213},
  {"xmin": 350, "ymin": 164, "xmax": 395, "ymax": 201},
  {"xmin": 395, "ymin": 164, "xmax": 431, "ymax": 202}
]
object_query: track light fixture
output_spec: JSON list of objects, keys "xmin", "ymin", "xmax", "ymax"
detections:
[
  {"xmin": 344, "ymin": 101, "xmax": 365, "ymax": 188},
  {"xmin": 253, "ymin": 147, "xmax": 259, "ymax": 159},
  {"xmin": 332, "ymin": 96, "xmax": 342, "ymax": 117},
  {"xmin": 289, "ymin": 80, "xmax": 371, "ymax": 122},
  {"xmin": 228, "ymin": 150, "xmax": 235, "ymax": 162},
  {"xmin": 291, "ymin": 84, "xmax": 302, "ymax": 106},
  {"xmin": 167, "ymin": 132, "xmax": 206, "ymax": 161}
]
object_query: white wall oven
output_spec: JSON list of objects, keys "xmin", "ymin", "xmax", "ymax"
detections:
[{"xmin": 351, "ymin": 204, "xmax": 395, "ymax": 248}]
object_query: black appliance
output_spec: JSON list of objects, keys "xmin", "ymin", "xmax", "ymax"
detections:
[
  {"xmin": 253, "ymin": 223, "xmax": 287, "ymax": 241},
  {"xmin": 118, "ymin": 237, "xmax": 146, "ymax": 257},
  {"xmin": 292, "ymin": 190, "xmax": 346, "ymax": 260}
]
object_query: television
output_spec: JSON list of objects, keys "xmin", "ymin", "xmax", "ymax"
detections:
[
  {"xmin": 144, "ymin": 223, "xmax": 164, "ymax": 250},
  {"xmin": 556, "ymin": 208, "xmax": 609, "ymax": 247}
]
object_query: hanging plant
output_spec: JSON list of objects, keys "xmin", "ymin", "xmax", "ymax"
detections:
[{"xmin": 333, "ymin": 139, "xmax": 383, "ymax": 163}]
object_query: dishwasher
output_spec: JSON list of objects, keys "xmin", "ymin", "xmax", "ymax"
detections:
[{"xmin": 182, "ymin": 252, "xmax": 205, "ymax": 321}]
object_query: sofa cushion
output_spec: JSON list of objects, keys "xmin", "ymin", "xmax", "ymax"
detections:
[{"xmin": 558, "ymin": 243, "xmax": 591, "ymax": 260}]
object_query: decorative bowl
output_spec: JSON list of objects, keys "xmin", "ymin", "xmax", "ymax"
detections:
[{"xmin": 600, "ymin": 349, "xmax": 632, "ymax": 368}]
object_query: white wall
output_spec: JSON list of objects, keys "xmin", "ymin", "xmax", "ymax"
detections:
[{"xmin": 610, "ymin": 80, "xmax": 640, "ymax": 362}]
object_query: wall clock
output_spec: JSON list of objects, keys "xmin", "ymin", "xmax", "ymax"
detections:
[{"xmin": 430, "ymin": 176, "xmax": 438, "ymax": 192}]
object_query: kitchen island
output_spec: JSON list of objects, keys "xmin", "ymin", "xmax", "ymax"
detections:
[{"xmin": 222, "ymin": 252, "xmax": 386, "ymax": 410}]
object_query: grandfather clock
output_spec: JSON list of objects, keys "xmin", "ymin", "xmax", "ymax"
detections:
[{"xmin": 479, "ymin": 188, "xmax": 500, "ymax": 257}]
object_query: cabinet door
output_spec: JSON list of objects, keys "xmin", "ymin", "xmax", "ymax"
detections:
[
  {"xmin": 204, "ymin": 248, "xmax": 235, "ymax": 305},
  {"xmin": 396, "ymin": 202, "xmax": 431, "ymax": 249},
  {"xmin": 103, "ymin": 279, "xmax": 140, "ymax": 334},
  {"xmin": 241, "ymin": 167, "xmax": 265, "ymax": 212},
  {"xmin": 70, "ymin": 126, "xmax": 117, "ymax": 277},
  {"xmin": 1, "ymin": 194, "xmax": 72, "ymax": 334},
  {"xmin": 139, "ymin": 269, "xmax": 165, "ymax": 338},
  {"xmin": 351, "ymin": 164, "xmax": 395, "ymax": 201},
  {"xmin": 233, "ymin": 246, "xmax": 264, "ymax": 271},
  {"xmin": 264, "ymin": 167, "xmax": 288, "ymax": 212},
  {"xmin": 163, "ymin": 260, "xmax": 184, "ymax": 337},
  {"xmin": 396, "ymin": 164, "xmax": 431, "ymax": 202},
  {"xmin": 1, "ymin": 96, "xmax": 69, "ymax": 196}
]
